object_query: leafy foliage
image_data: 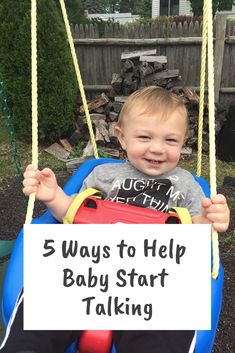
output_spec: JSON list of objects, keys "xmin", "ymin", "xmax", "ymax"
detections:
[
  {"xmin": 0, "ymin": 0, "xmax": 77, "ymax": 142},
  {"xmin": 63, "ymin": 0, "xmax": 86, "ymax": 24},
  {"xmin": 189, "ymin": 0, "xmax": 235, "ymax": 16},
  {"xmin": 114, "ymin": 0, "xmax": 152, "ymax": 17},
  {"xmin": 81, "ymin": 0, "xmax": 151, "ymax": 17},
  {"xmin": 135, "ymin": 15, "xmax": 203, "ymax": 26},
  {"xmin": 81, "ymin": 0, "xmax": 108, "ymax": 13}
]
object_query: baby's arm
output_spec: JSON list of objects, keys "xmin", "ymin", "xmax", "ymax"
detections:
[
  {"xmin": 23, "ymin": 164, "xmax": 73, "ymax": 222},
  {"xmin": 192, "ymin": 194, "xmax": 230, "ymax": 232}
]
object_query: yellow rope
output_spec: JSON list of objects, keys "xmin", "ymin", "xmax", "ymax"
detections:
[
  {"xmin": 59, "ymin": 0, "xmax": 99, "ymax": 159},
  {"xmin": 207, "ymin": 1, "xmax": 219, "ymax": 279},
  {"xmin": 197, "ymin": 0, "xmax": 208, "ymax": 177},
  {"xmin": 25, "ymin": 0, "xmax": 220, "ymax": 278},
  {"xmin": 197, "ymin": 0, "xmax": 220, "ymax": 278},
  {"xmin": 25, "ymin": 0, "xmax": 38, "ymax": 224}
]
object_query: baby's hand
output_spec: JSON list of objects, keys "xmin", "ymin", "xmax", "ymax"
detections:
[
  {"xmin": 23, "ymin": 164, "xmax": 59, "ymax": 203},
  {"xmin": 201, "ymin": 194, "xmax": 230, "ymax": 232}
]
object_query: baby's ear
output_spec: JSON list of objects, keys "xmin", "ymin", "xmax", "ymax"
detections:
[{"xmin": 115, "ymin": 126, "xmax": 127, "ymax": 150}]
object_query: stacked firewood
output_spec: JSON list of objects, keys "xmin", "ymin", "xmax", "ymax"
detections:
[
  {"xmin": 110, "ymin": 49, "xmax": 181, "ymax": 96},
  {"xmin": 70, "ymin": 87, "xmax": 226, "ymax": 161},
  {"xmin": 70, "ymin": 92, "xmax": 121, "ymax": 158},
  {"xmin": 44, "ymin": 50, "xmax": 227, "ymax": 170}
]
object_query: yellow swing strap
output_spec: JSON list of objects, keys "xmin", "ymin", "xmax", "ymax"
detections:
[
  {"xmin": 25, "ymin": 0, "xmax": 38, "ymax": 224},
  {"xmin": 169, "ymin": 208, "xmax": 192, "ymax": 225},
  {"xmin": 59, "ymin": 0, "xmax": 99, "ymax": 159},
  {"xmin": 63, "ymin": 188, "xmax": 101, "ymax": 224}
]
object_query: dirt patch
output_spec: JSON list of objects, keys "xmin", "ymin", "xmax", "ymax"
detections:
[{"xmin": 0, "ymin": 173, "xmax": 234, "ymax": 352}]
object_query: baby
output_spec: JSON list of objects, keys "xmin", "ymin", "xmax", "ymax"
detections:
[
  {"xmin": 1, "ymin": 86, "xmax": 230, "ymax": 353},
  {"xmin": 23, "ymin": 86, "xmax": 229, "ymax": 232}
]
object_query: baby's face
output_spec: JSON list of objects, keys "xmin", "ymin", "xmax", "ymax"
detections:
[{"xmin": 116, "ymin": 108, "xmax": 187, "ymax": 176}]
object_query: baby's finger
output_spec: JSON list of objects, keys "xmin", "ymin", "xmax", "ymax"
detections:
[
  {"xmin": 205, "ymin": 212, "xmax": 226, "ymax": 224},
  {"xmin": 201, "ymin": 198, "xmax": 212, "ymax": 209},
  {"xmin": 23, "ymin": 177, "xmax": 40, "ymax": 188},
  {"xmin": 41, "ymin": 168, "xmax": 54, "ymax": 178},
  {"xmin": 24, "ymin": 169, "xmax": 39, "ymax": 180},
  {"xmin": 205, "ymin": 203, "xmax": 227, "ymax": 215},
  {"xmin": 25, "ymin": 164, "xmax": 37, "ymax": 172},
  {"xmin": 212, "ymin": 222, "xmax": 228, "ymax": 233},
  {"xmin": 23, "ymin": 185, "xmax": 38, "ymax": 195},
  {"xmin": 211, "ymin": 194, "xmax": 227, "ymax": 205}
]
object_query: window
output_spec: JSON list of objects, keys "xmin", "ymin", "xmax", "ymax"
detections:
[{"xmin": 160, "ymin": 0, "xmax": 179, "ymax": 16}]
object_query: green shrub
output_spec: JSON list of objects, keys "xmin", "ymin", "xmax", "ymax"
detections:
[
  {"xmin": 134, "ymin": 15, "xmax": 203, "ymax": 26},
  {"xmin": 0, "ymin": 0, "xmax": 77, "ymax": 142}
]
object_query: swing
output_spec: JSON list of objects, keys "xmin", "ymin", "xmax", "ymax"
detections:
[{"xmin": 1, "ymin": 1, "xmax": 224, "ymax": 353}]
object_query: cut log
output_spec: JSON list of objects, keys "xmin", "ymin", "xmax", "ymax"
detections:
[
  {"xmin": 94, "ymin": 119, "xmax": 110, "ymax": 143},
  {"xmin": 111, "ymin": 73, "xmax": 123, "ymax": 93},
  {"xmin": 131, "ymin": 79, "xmax": 139, "ymax": 91},
  {"xmin": 133, "ymin": 66, "xmax": 140, "ymax": 78},
  {"xmin": 112, "ymin": 102, "xmax": 123, "ymax": 113},
  {"xmin": 122, "ymin": 86, "xmax": 133, "ymax": 96},
  {"xmin": 81, "ymin": 113, "xmax": 106, "ymax": 125},
  {"xmin": 95, "ymin": 127, "xmax": 105, "ymax": 146},
  {"xmin": 80, "ymin": 93, "xmax": 109, "ymax": 113},
  {"xmin": 189, "ymin": 115, "xmax": 199, "ymax": 124},
  {"xmin": 181, "ymin": 146, "xmax": 192, "ymax": 155},
  {"xmin": 142, "ymin": 77, "xmax": 167, "ymax": 87},
  {"xmin": 121, "ymin": 49, "xmax": 157, "ymax": 60},
  {"xmin": 109, "ymin": 111, "xmax": 119, "ymax": 122},
  {"xmin": 59, "ymin": 139, "xmax": 74, "ymax": 153},
  {"xmin": 44, "ymin": 143, "xmax": 70, "ymax": 161},
  {"xmin": 154, "ymin": 62, "xmax": 166, "ymax": 72},
  {"xmin": 123, "ymin": 72, "xmax": 134, "ymax": 85},
  {"xmin": 108, "ymin": 122, "xmax": 118, "ymax": 145},
  {"xmin": 104, "ymin": 101, "xmax": 113, "ymax": 115},
  {"xmin": 139, "ymin": 56, "xmax": 167, "ymax": 64},
  {"xmin": 122, "ymin": 59, "xmax": 135, "ymax": 73},
  {"xmin": 145, "ymin": 69, "xmax": 180, "ymax": 81},
  {"xmin": 102, "ymin": 147, "xmax": 120, "ymax": 158},
  {"xmin": 68, "ymin": 129, "xmax": 82, "ymax": 145},
  {"xmin": 139, "ymin": 62, "xmax": 155, "ymax": 78},
  {"xmin": 182, "ymin": 88, "xmax": 200, "ymax": 104},
  {"xmin": 93, "ymin": 106, "xmax": 105, "ymax": 114},
  {"xmin": 82, "ymin": 140, "xmax": 94, "ymax": 158},
  {"xmin": 114, "ymin": 96, "xmax": 128, "ymax": 103}
]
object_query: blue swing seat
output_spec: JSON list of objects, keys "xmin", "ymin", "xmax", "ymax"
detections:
[{"xmin": 1, "ymin": 158, "xmax": 224, "ymax": 353}]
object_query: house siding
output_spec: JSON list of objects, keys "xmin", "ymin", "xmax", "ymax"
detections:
[
  {"xmin": 152, "ymin": 0, "xmax": 193, "ymax": 18},
  {"xmin": 152, "ymin": 0, "xmax": 160, "ymax": 18},
  {"xmin": 179, "ymin": 0, "xmax": 193, "ymax": 16}
]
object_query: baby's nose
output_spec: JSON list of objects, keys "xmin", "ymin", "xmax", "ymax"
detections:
[{"xmin": 149, "ymin": 141, "xmax": 165, "ymax": 153}]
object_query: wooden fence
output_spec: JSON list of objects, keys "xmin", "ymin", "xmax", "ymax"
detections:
[{"xmin": 70, "ymin": 15, "xmax": 235, "ymax": 105}]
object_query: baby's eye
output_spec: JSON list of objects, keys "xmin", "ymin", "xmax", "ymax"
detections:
[
  {"xmin": 166, "ymin": 138, "xmax": 178, "ymax": 143},
  {"xmin": 138, "ymin": 135, "xmax": 150, "ymax": 140}
]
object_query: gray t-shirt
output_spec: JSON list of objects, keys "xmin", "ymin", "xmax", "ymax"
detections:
[{"xmin": 80, "ymin": 161, "xmax": 205, "ymax": 217}]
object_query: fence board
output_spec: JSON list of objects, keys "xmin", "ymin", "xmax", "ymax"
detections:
[
  {"xmin": 221, "ymin": 43, "xmax": 235, "ymax": 87},
  {"xmin": 70, "ymin": 17, "xmax": 234, "ymax": 103}
]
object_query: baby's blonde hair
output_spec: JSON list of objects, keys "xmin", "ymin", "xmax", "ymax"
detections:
[{"xmin": 117, "ymin": 86, "xmax": 188, "ymax": 134}]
